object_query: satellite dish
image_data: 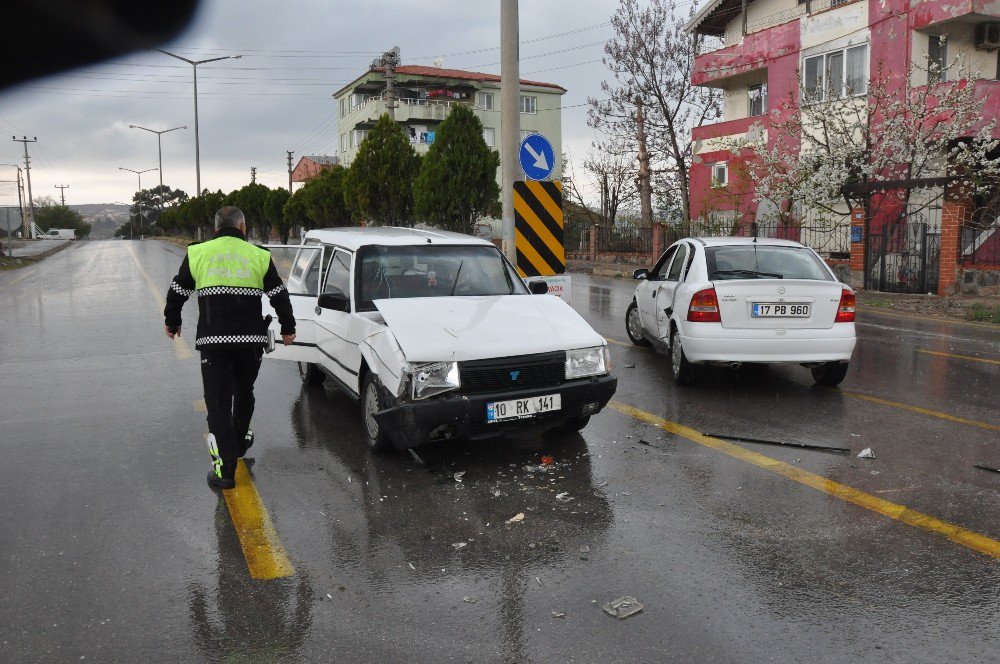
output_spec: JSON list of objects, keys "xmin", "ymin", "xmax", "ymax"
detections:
[{"xmin": 433, "ymin": 57, "xmax": 444, "ymax": 68}]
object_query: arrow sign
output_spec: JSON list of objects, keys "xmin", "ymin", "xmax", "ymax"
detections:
[{"xmin": 519, "ymin": 133, "xmax": 555, "ymax": 181}]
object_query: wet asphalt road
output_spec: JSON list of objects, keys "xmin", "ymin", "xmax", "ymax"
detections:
[{"xmin": 0, "ymin": 239, "xmax": 997, "ymax": 664}]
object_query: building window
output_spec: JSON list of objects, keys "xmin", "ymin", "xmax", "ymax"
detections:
[
  {"xmin": 483, "ymin": 127, "xmax": 495, "ymax": 146},
  {"xmin": 478, "ymin": 92, "xmax": 494, "ymax": 111},
  {"xmin": 341, "ymin": 133, "xmax": 347, "ymax": 152},
  {"xmin": 712, "ymin": 163, "xmax": 728, "ymax": 187},
  {"xmin": 748, "ymin": 83, "xmax": 767, "ymax": 116},
  {"xmin": 340, "ymin": 99, "xmax": 347, "ymax": 117},
  {"xmin": 350, "ymin": 130, "xmax": 369, "ymax": 149},
  {"xmin": 928, "ymin": 35, "xmax": 948, "ymax": 84},
  {"xmin": 803, "ymin": 44, "xmax": 868, "ymax": 101},
  {"xmin": 520, "ymin": 95, "xmax": 537, "ymax": 114}
]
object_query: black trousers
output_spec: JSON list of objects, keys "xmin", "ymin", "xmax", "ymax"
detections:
[{"xmin": 200, "ymin": 347, "xmax": 264, "ymax": 478}]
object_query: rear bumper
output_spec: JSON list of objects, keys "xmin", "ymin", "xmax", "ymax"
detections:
[
  {"xmin": 373, "ymin": 374, "xmax": 618, "ymax": 449},
  {"xmin": 680, "ymin": 323, "xmax": 856, "ymax": 364}
]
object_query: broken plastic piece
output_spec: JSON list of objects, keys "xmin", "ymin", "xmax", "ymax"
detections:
[
  {"xmin": 408, "ymin": 449, "xmax": 425, "ymax": 465},
  {"xmin": 463, "ymin": 596, "xmax": 476, "ymax": 603},
  {"xmin": 452, "ymin": 542, "xmax": 467, "ymax": 550},
  {"xmin": 540, "ymin": 455, "xmax": 555, "ymax": 465},
  {"xmin": 624, "ymin": 363, "xmax": 635, "ymax": 369},
  {"xmin": 857, "ymin": 447, "xmax": 875, "ymax": 459},
  {"xmin": 580, "ymin": 545, "xmax": 590, "ymax": 560},
  {"xmin": 506, "ymin": 513, "xmax": 525, "ymax": 524},
  {"xmin": 555, "ymin": 492, "xmax": 572, "ymax": 502},
  {"xmin": 454, "ymin": 471, "xmax": 466, "ymax": 482},
  {"xmin": 602, "ymin": 596, "xmax": 644, "ymax": 620},
  {"xmin": 552, "ymin": 611, "xmax": 566, "ymax": 618}
]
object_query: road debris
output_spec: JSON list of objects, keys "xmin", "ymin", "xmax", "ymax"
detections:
[
  {"xmin": 552, "ymin": 611, "xmax": 566, "ymax": 618},
  {"xmin": 555, "ymin": 492, "xmax": 573, "ymax": 502},
  {"xmin": 602, "ymin": 596, "xmax": 644, "ymax": 620},
  {"xmin": 506, "ymin": 513, "xmax": 525, "ymax": 524},
  {"xmin": 454, "ymin": 471, "xmax": 466, "ymax": 483},
  {"xmin": 540, "ymin": 455, "xmax": 555, "ymax": 465},
  {"xmin": 974, "ymin": 464, "xmax": 1000, "ymax": 474},
  {"xmin": 463, "ymin": 596, "xmax": 477, "ymax": 603},
  {"xmin": 703, "ymin": 432, "xmax": 850, "ymax": 454},
  {"xmin": 408, "ymin": 562, "xmax": 416, "ymax": 570},
  {"xmin": 452, "ymin": 542, "xmax": 467, "ymax": 550},
  {"xmin": 857, "ymin": 447, "xmax": 876, "ymax": 459},
  {"xmin": 638, "ymin": 439, "xmax": 654, "ymax": 447},
  {"xmin": 536, "ymin": 576, "xmax": 543, "ymax": 586},
  {"xmin": 623, "ymin": 363, "xmax": 635, "ymax": 369},
  {"xmin": 408, "ymin": 449, "xmax": 425, "ymax": 465},
  {"xmin": 580, "ymin": 545, "xmax": 590, "ymax": 560}
]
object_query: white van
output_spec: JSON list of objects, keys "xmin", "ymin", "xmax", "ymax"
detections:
[{"xmin": 41, "ymin": 228, "xmax": 76, "ymax": 240}]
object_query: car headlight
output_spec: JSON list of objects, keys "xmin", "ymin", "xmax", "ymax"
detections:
[
  {"xmin": 565, "ymin": 346, "xmax": 611, "ymax": 380},
  {"xmin": 405, "ymin": 361, "xmax": 461, "ymax": 400}
]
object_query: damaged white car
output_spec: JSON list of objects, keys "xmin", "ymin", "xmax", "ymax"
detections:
[{"xmin": 263, "ymin": 228, "xmax": 617, "ymax": 452}]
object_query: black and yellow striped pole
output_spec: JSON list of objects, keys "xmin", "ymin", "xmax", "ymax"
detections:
[{"xmin": 514, "ymin": 180, "xmax": 564, "ymax": 277}]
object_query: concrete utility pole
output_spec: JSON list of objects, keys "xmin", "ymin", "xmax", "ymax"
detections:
[
  {"xmin": 128, "ymin": 124, "xmax": 186, "ymax": 209},
  {"xmin": 287, "ymin": 151, "xmax": 294, "ymax": 193},
  {"xmin": 372, "ymin": 47, "xmax": 401, "ymax": 121},
  {"xmin": 250, "ymin": 166, "xmax": 257, "ymax": 184},
  {"xmin": 636, "ymin": 98, "xmax": 653, "ymax": 227},
  {"xmin": 500, "ymin": 0, "xmax": 521, "ymax": 261},
  {"xmin": 55, "ymin": 184, "xmax": 69, "ymax": 206},
  {"xmin": 12, "ymin": 137, "xmax": 37, "ymax": 238}
]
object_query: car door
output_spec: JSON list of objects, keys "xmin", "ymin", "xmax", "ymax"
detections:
[
  {"xmin": 654, "ymin": 242, "xmax": 691, "ymax": 342},
  {"xmin": 637, "ymin": 245, "xmax": 677, "ymax": 334},
  {"xmin": 261, "ymin": 243, "xmax": 324, "ymax": 363},
  {"xmin": 313, "ymin": 246, "xmax": 359, "ymax": 392}
]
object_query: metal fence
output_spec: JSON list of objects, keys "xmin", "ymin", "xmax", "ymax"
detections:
[
  {"xmin": 735, "ymin": 221, "xmax": 852, "ymax": 257},
  {"xmin": 960, "ymin": 220, "xmax": 1000, "ymax": 265},
  {"xmin": 595, "ymin": 225, "xmax": 653, "ymax": 255}
]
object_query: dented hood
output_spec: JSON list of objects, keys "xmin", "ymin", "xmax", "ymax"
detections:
[{"xmin": 373, "ymin": 295, "xmax": 605, "ymax": 363}]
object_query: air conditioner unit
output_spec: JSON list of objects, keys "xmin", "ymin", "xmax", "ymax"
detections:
[{"xmin": 975, "ymin": 22, "xmax": 1000, "ymax": 51}]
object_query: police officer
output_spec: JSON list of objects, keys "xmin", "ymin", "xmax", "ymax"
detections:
[{"xmin": 163, "ymin": 206, "xmax": 296, "ymax": 489}]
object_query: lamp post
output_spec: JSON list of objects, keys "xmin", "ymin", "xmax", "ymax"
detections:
[
  {"xmin": 119, "ymin": 167, "xmax": 157, "ymax": 239},
  {"xmin": 156, "ymin": 50, "xmax": 241, "ymax": 200},
  {"xmin": 128, "ymin": 124, "xmax": 186, "ymax": 208}
]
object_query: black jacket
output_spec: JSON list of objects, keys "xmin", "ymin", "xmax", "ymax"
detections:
[{"xmin": 164, "ymin": 227, "xmax": 296, "ymax": 349}]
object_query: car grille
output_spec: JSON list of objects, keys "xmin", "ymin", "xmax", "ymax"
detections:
[{"xmin": 459, "ymin": 351, "xmax": 566, "ymax": 394}]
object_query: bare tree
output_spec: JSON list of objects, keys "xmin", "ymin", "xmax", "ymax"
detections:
[
  {"xmin": 589, "ymin": 0, "xmax": 721, "ymax": 222},
  {"xmin": 565, "ymin": 136, "xmax": 639, "ymax": 228}
]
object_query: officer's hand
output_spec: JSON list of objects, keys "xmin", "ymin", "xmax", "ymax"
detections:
[
  {"xmin": 282, "ymin": 333, "xmax": 296, "ymax": 346},
  {"xmin": 165, "ymin": 325, "xmax": 181, "ymax": 339}
]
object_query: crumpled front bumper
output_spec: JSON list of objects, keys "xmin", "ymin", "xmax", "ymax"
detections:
[{"xmin": 372, "ymin": 374, "xmax": 618, "ymax": 449}]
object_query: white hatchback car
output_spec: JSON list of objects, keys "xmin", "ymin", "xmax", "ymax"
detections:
[
  {"xmin": 625, "ymin": 237, "xmax": 857, "ymax": 386},
  {"xmin": 263, "ymin": 227, "xmax": 617, "ymax": 451}
]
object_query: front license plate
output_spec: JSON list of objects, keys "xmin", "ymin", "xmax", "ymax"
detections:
[
  {"xmin": 752, "ymin": 303, "xmax": 810, "ymax": 318},
  {"xmin": 486, "ymin": 394, "xmax": 562, "ymax": 423}
]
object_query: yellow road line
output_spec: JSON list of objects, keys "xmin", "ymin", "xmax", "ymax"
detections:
[
  {"xmin": 194, "ymin": 399, "xmax": 207, "ymax": 412},
  {"xmin": 842, "ymin": 391, "xmax": 1000, "ymax": 432},
  {"xmin": 605, "ymin": 336, "xmax": 651, "ymax": 350},
  {"xmin": 917, "ymin": 349, "xmax": 1000, "ymax": 366},
  {"xmin": 857, "ymin": 306, "xmax": 996, "ymax": 329},
  {"xmin": 0, "ymin": 271, "xmax": 31, "ymax": 290},
  {"xmin": 223, "ymin": 459, "xmax": 295, "ymax": 580},
  {"xmin": 124, "ymin": 243, "xmax": 192, "ymax": 360},
  {"xmin": 609, "ymin": 401, "xmax": 1000, "ymax": 559}
]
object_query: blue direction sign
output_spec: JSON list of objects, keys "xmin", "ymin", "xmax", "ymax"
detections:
[{"xmin": 519, "ymin": 133, "xmax": 555, "ymax": 181}]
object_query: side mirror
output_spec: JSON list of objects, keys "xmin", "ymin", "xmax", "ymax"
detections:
[
  {"xmin": 317, "ymin": 292, "xmax": 350, "ymax": 312},
  {"xmin": 528, "ymin": 280, "xmax": 549, "ymax": 295},
  {"xmin": 633, "ymin": 269, "xmax": 649, "ymax": 280}
]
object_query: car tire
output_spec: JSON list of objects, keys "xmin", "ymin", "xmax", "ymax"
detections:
[
  {"xmin": 361, "ymin": 372, "xmax": 395, "ymax": 453},
  {"xmin": 552, "ymin": 415, "xmax": 591, "ymax": 435},
  {"xmin": 298, "ymin": 361, "xmax": 325, "ymax": 385},
  {"xmin": 811, "ymin": 361, "xmax": 849, "ymax": 387},
  {"xmin": 669, "ymin": 328, "xmax": 695, "ymax": 386},
  {"xmin": 625, "ymin": 301, "xmax": 650, "ymax": 346}
]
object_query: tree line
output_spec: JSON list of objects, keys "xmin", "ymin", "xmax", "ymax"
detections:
[{"xmin": 119, "ymin": 105, "xmax": 499, "ymax": 242}]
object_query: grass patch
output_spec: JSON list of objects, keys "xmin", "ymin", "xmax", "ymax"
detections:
[
  {"xmin": 862, "ymin": 296, "xmax": 894, "ymax": 308},
  {"xmin": 966, "ymin": 304, "xmax": 1000, "ymax": 324},
  {"xmin": 0, "ymin": 256, "xmax": 31, "ymax": 271}
]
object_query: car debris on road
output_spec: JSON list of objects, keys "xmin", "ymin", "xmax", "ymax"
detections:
[{"xmin": 602, "ymin": 596, "xmax": 644, "ymax": 620}]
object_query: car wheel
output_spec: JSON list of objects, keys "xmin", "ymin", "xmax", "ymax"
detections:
[
  {"xmin": 811, "ymin": 361, "xmax": 849, "ymax": 387},
  {"xmin": 669, "ymin": 328, "xmax": 695, "ymax": 386},
  {"xmin": 298, "ymin": 361, "xmax": 325, "ymax": 386},
  {"xmin": 361, "ymin": 372, "xmax": 395, "ymax": 453},
  {"xmin": 625, "ymin": 301, "xmax": 650, "ymax": 346},
  {"xmin": 551, "ymin": 415, "xmax": 591, "ymax": 435}
]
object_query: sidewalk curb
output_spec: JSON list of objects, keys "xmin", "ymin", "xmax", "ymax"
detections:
[{"xmin": 21, "ymin": 240, "xmax": 75, "ymax": 263}]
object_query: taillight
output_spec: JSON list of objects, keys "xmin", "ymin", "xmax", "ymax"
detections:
[
  {"xmin": 688, "ymin": 288, "xmax": 721, "ymax": 323},
  {"xmin": 835, "ymin": 289, "xmax": 856, "ymax": 322}
]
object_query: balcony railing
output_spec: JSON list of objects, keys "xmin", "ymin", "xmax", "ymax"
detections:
[
  {"xmin": 344, "ymin": 95, "xmax": 462, "ymax": 126},
  {"xmin": 696, "ymin": 0, "xmax": 854, "ymax": 55}
]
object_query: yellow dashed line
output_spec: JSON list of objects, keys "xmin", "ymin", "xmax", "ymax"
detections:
[
  {"xmin": 610, "ymin": 401, "xmax": 1000, "ymax": 559},
  {"xmin": 124, "ymin": 243, "xmax": 192, "ymax": 360},
  {"xmin": 917, "ymin": 349, "xmax": 1000, "ymax": 366},
  {"xmin": 223, "ymin": 459, "xmax": 295, "ymax": 580},
  {"xmin": 842, "ymin": 391, "xmax": 1000, "ymax": 432}
]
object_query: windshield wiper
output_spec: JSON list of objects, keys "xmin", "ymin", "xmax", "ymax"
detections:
[
  {"xmin": 714, "ymin": 269, "xmax": 784, "ymax": 279},
  {"xmin": 450, "ymin": 261, "xmax": 464, "ymax": 296}
]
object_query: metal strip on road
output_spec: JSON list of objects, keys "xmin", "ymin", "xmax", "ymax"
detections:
[
  {"xmin": 917, "ymin": 349, "xmax": 1000, "ymax": 366},
  {"xmin": 842, "ymin": 391, "xmax": 1000, "ymax": 432},
  {"xmin": 223, "ymin": 459, "xmax": 295, "ymax": 580},
  {"xmin": 124, "ymin": 243, "xmax": 193, "ymax": 360},
  {"xmin": 609, "ymin": 401, "xmax": 1000, "ymax": 560}
]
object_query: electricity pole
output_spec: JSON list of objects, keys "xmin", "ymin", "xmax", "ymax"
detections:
[
  {"xmin": 55, "ymin": 184, "xmax": 69, "ymax": 206},
  {"xmin": 250, "ymin": 166, "xmax": 257, "ymax": 184},
  {"xmin": 119, "ymin": 167, "xmax": 157, "ymax": 240},
  {"xmin": 500, "ymin": 0, "xmax": 520, "ymax": 261},
  {"xmin": 372, "ymin": 47, "xmax": 400, "ymax": 120},
  {"xmin": 287, "ymin": 151, "xmax": 294, "ymax": 193},
  {"xmin": 128, "ymin": 124, "xmax": 186, "ymax": 209},
  {"xmin": 12, "ymin": 136, "xmax": 37, "ymax": 238}
]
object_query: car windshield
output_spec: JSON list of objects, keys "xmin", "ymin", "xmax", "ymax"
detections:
[
  {"xmin": 706, "ymin": 245, "xmax": 833, "ymax": 281},
  {"xmin": 357, "ymin": 244, "xmax": 528, "ymax": 310}
]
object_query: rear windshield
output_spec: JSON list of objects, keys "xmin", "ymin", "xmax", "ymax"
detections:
[
  {"xmin": 356, "ymin": 244, "xmax": 528, "ymax": 311},
  {"xmin": 706, "ymin": 245, "xmax": 833, "ymax": 281}
]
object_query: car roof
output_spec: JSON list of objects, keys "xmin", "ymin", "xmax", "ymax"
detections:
[
  {"xmin": 304, "ymin": 227, "xmax": 495, "ymax": 251},
  {"xmin": 686, "ymin": 236, "xmax": 807, "ymax": 248}
]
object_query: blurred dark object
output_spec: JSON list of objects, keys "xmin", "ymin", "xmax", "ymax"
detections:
[{"xmin": 2, "ymin": 0, "xmax": 200, "ymax": 89}]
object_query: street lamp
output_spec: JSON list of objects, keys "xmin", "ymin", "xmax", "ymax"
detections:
[
  {"xmin": 128, "ymin": 124, "xmax": 186, "ymax": 208},
  {"xmin": 119, "ymin": 167, "xmax": 157, "ymax": 239},
  {"xmin": 156, "ymin": 50, "xmax": 241, "ymax": 199}
]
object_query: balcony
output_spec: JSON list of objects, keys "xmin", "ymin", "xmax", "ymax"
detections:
[
  {"xmin": 693, "ymin": 21, "xmax": 797, "ymax": 87},
  {"xmin": 343, "ymin": 96, "xmax": 463, "ymax": 128},
  {"xmin": 913, "ymin": 1, "xmax": 1000, "ymax": 30}
]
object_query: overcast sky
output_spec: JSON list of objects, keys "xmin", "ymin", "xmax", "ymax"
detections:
[{"xmin": 0, "ymin": 0, "xmax": 634, "ymax": 206}]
